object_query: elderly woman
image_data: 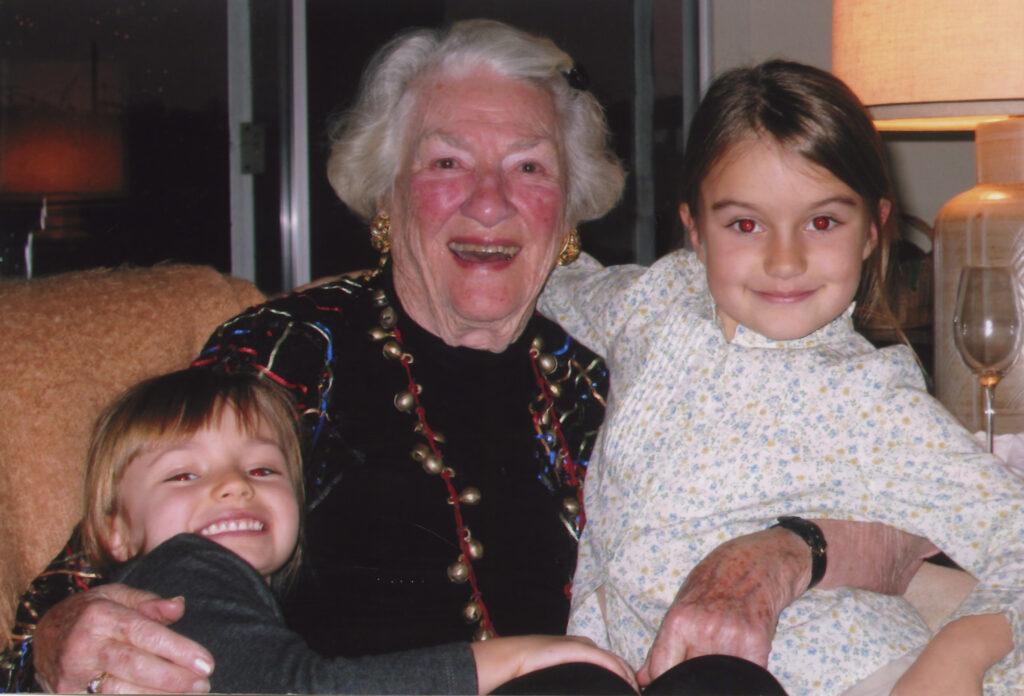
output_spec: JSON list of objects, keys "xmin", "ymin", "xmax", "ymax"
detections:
[{"xmin": 11, "ymin": 19, "xmax": 937, "ymax": 695}]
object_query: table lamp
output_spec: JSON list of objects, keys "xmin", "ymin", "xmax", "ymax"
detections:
[
  {"xmin": 0, "ymin": 109, "xmax": 125, "ymax": 277},
  {"xmin": 833, "ymin": 0, "xmax": 1024, "ymax": 433}
]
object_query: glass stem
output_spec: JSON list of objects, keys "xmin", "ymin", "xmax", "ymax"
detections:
[{"xmin": 984, "ymin": 384, "xmax": 996, "ymax": 454}]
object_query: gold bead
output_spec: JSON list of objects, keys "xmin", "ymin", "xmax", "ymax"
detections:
[
  {"xmin": 394, "ymin": 390, "xmax": 416, "ymax": 412},
  {"xmin": 538, "ymin": 410, "xmax": 551, "ymax": 426},
  {"xmin": 466, "ymin": 538, "xmax": 484, "ymax": 560},
  {"xmin": 474, "ymin": 626, "xmax": 495, "ymax": 641},
  {"xmin": 410, "ymin": 443, "xmax": 431, "ymax": 462},
  {"xmin": 547, "ymin": 382, "xmax": 562, "ymax": 398},
  {"xmin": 382, "ymin": 341, "xmax": 403, "ymax": 360},
  {"xmin": 462, "ymin": 601, "xmax": 482, "ymax": 624},
  {"xmin": 447, "ymin": 560, "xmax": 470, "ymax": 583},
  {"xmin": 562, "ymin": 497, "xmax": 580, "ymax": 516},
  {"xmin": 459, "ymin": 487, "xmax": 481, "ymax": 505},
  {"xmin": 371, "ymin": 289, "xmax": 388, "ymax": 307},
  {"xmin": 536, "ymin": 353, "xmax": 557, "ymax": 375},
  {"xmin": 368, "ymin": 327, "xmax": 389, "ymax": 341},
  {"xmin": 413, "ymin": 423, "xmax": 443, "ymax": 441},
  {"xmin": 422, "ymin": 454, "xmax": 444, "ymax": 475},
  {"xmin": 379, "ymin": 306, "xmax": 397, "ymax": 329},
  {"xmin": 531, "ymin": 336, "xmax": 544, "ymax": 351}
]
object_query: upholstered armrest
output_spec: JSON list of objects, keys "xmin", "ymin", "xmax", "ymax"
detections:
[{"xmin": 0, "ymin": 264, "xmax": 264, "ymax": 646}]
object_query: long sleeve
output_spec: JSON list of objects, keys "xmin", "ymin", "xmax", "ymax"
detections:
[
  {"xmin": 115, "ymin": 535, "xmax": 478, "ymax": 695},
  {"xmin": 838, "ymin": 350, "xmax": 1024, "ymax": 683},
  {"xmin": 1, "ymin": 527, "xmax": 100, "ymax": 692},
  {"xmin": 538, "ymin": 253, "xmax": 647, "ymax": 358}
]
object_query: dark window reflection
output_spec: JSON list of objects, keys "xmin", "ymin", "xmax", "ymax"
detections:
[{"xmin": 0, "ymin": 0, "xmax": 228, "ymax": 278}]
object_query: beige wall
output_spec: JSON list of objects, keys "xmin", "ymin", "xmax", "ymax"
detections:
[{"xmin": 707, "ymin": 0, "xmax": 976, "ymax": 230}]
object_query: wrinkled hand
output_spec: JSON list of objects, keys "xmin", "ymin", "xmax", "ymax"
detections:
[
  {"xmin": 34, "ymin": 583, "xmax": 213, "ymax": 694},
  {"xmin": 637, "ymin": 520, "xmax": 939, "ymax": 686},
  {"xmin": 637, "ymin": 529, "xmax": 804, "ymax": 685}
]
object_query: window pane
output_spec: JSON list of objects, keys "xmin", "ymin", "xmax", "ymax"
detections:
[{"xmin": 0, "ymin": 0, "xmax": 228, "ymax": 277}]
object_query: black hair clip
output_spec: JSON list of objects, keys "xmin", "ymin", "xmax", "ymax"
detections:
[{"xmin": 563, "ymin": 63, "xmax": 589, "ymax": 91}]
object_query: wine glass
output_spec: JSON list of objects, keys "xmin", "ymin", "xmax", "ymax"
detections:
[{"xmin": 952, "ymin": 265, "xmax": 1023, "ymax": 452}]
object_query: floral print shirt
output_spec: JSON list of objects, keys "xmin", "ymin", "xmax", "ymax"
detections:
[{"xmin": 539, "ymin": 250, "xmax": 1024, "ymax": 696}]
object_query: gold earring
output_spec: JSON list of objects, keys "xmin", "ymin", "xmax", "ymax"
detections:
[
  {"xmin": 370, "ymin": 212, "xmax": 391, "ymax": 255},
  {"xmin": 557, "ymin": 229, "xmax": 581, "ymax": 266}
]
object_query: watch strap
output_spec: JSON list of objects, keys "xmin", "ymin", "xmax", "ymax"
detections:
[{"xmin": 772, "ymin": 516, "xmax": 827, "ymax": 590}]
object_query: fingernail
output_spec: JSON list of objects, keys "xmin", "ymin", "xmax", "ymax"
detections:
[
  {"xmin": 195, "ymin": 657, "xmax": 213, "ymax": 675},
  {"xmin": 192, "ymin": 678, "xmax": 211, "ymax": 693}
]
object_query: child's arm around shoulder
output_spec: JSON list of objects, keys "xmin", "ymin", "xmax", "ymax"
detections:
[{"xmin": 538, "ymin": 250, "xmax": 700, "ymax": 357}]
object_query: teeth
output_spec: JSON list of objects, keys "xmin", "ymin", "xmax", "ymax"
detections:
[
  {"xmin": 448, "ymin": 242, "xmax": 519, "ymax": 260},
  {"xmin": 200, "ymin": 518, "xmax": 264, "ymax": 536}
]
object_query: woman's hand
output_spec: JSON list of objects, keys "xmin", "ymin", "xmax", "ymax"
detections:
[
  {"xmin": 636, "ymin": 529, "xmax": 804, "ymax": 684},
  {"xmin": 34, "ymin": 584, "xmax": 213, "ymax": 694},
  {"xmin": 471, "ymin": 635, "xmax": 638, "ymax": 694},
  {"xmin": 638, "ymin": 520, "xmax": 939, "ymax": 685}
]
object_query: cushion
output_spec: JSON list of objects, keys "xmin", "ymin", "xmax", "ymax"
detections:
[{"xmin": 0, "ymin": 264, "xmax": 264, "ymax": 644}]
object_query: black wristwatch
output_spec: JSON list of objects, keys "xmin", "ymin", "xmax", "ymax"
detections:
[{"xmin": 772, "ymin": 516, "xmax": 827, "ymax": 590}]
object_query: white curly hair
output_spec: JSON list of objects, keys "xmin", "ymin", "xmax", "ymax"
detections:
[{"xmin": 326, "ymin": 18, "xmax": 626, "ymax": 227}]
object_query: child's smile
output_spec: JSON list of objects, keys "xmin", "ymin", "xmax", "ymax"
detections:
[
  {"xmin": 682, "ymin": 137, "xmax": 884, "ymax": 341},
  {"xmin": 109, "ymin": 408, "xmax": 300, "ymax": 579}
]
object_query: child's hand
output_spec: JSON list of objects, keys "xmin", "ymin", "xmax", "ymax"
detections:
[{"xmin": 470, "ymin": 634, "xmax": 638, "ymax": 694}]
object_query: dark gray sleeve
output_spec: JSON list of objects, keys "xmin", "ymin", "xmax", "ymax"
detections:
[{"xmin": 115, "ymin": 534, "xmax": 478, "ymax": 694}]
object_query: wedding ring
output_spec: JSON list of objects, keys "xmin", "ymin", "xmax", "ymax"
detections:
[{"xmin": 86, "ymin": 672, "xmax": 107, "ymax": 694}]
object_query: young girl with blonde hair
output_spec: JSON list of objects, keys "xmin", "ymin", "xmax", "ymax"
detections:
[{"xmin": 81, "ymin": 369, "xmax": 637, "ymax": 694}]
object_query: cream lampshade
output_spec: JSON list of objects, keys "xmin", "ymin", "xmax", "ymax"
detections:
[{"xmin": 833, "ymin": 0, "xmax": 1024, "ymax": 433}]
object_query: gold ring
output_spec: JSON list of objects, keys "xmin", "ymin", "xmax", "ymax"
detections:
[{"xmin": 86, "ymin": 672, "xmax": 107, "ymax": 694}]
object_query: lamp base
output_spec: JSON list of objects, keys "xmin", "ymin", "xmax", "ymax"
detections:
[{"xmin": 934, "ymin": 118, "xmax": 1024, "ymax": 433}]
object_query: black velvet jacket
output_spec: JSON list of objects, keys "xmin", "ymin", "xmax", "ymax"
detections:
[{"xmin": 195, "ymin": 266, "xmax": 609, "ymax": 656}]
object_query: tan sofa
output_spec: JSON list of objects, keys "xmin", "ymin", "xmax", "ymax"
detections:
[{"xmin": 0, "ymin": 264, "xmax": 265, "ymax": 645}]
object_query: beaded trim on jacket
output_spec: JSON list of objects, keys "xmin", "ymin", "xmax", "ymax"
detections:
[{"xmin": 362, "ymin": 267, "xmax": 600, "ymax": 638}]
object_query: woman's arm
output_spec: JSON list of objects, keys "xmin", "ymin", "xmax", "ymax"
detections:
[
  {"xmin": 637, "ymin": 520, "xmax": 939, "ymax": 685},
  {"xmin": 33, "ymin": 584, "xmax": 213, "ymax": 693}
]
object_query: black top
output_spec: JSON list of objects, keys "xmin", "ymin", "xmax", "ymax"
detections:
[
  {"xmin": 195, "ymin": 265, "xmax": 609, "ymax": 656},
  {"xmin": 115, "ymin": 534, "xmax": 478, "ymax": 694}
]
